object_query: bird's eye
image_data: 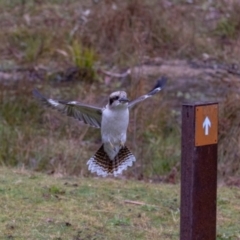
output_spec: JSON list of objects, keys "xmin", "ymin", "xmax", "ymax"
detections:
[{"xmin": 109, "ymin": 96, "xmax": 119, "ymax": 105}]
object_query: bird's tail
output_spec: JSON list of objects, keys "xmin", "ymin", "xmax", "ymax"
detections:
[{"xmin": 87, "ymin": 145, "xmax": 136, "ymax": 177}]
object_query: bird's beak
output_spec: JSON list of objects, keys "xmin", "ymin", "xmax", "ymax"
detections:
[{"xmin": 119, "ymin": 97, "xmax": 129, "ymax": 103}]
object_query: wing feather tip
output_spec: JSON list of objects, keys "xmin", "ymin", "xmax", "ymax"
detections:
[
  {"xmin": 157, "ymin": 76, "xmax": 168, "ymax": 87},
  {"xmin": 150, "ymin": 76, "xmax": 167, "ymax": 93}
]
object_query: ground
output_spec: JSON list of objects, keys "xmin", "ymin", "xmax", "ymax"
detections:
[
  {"xmin": 1, "ymin": 1, "xmax": 240, "ymax": 238},
  {"xmin": 0, "ymin": 167, "xmax": 239, "ymax": 240}
]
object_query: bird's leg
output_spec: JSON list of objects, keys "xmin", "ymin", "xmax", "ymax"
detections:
[
  {"xmin": 109, "ymin": 141, "xmax": 118, "ymax": 153},
  {"xmin": 109, "ymin": 141, "xmax": 114, "ymax": 149},
  {"xmin": 120, "ymin": 141, "xmax": 125, "ymax": 148}
]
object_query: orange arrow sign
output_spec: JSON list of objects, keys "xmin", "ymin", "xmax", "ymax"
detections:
[{"xmin": 195, "ymin": 104, "xmax": 218, "ymax": 146}]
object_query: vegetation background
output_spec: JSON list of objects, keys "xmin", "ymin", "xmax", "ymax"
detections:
[
  {"xmin": 1, "ymin": 0, "xmax": 240, "ymax": 183},
  {"xmin": 1, "ymin": 0, "xmax": 240, "ymax": 239}
]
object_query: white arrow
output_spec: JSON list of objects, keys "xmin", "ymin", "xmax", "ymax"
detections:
[{"xmin": 203, "ymin": 116, "xmax": 211, "ymax": 135}]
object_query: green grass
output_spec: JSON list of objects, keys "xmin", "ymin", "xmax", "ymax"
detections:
[
  {"xmin": 0, "ymin": 167, "xmax": 240, "ymax": 240},
  {"xmin": 65, "ymin": 40, "xmax": 98, "ymax": 82},
  {"xmin": 0, "ymin": 167, "xmax": 179, "ymax": 240},
  {"xmin": 1, "ymin": 0, "xmax": 240, "ymax": 183}
]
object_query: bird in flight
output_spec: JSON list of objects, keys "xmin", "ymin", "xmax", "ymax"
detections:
[{"xmin": 33, "ymin": 77, "xmax": 167, "ymax": 177}]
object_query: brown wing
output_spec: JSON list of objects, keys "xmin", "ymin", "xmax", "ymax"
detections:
[{"xmin": 33, "ymin": 89, "xmax": 102, "ymax": 128}]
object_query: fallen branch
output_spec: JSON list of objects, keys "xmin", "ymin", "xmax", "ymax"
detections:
[
  {"xmin": 100, "ymin": 69, "xmax": 131, "ymax": 78},
  {"xmin": 124, "ymin": 200, "xmax": 156, "ymax": 208}
]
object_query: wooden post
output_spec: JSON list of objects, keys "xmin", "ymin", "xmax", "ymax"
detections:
[{"xmin": 180, "ymin": 102, "xmax": 218, "ymax": 240}]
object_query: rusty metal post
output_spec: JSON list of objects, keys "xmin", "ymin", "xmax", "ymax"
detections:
[{"xmin": 180, "ymin": 102, "xmax": 218, "ymax": 240}]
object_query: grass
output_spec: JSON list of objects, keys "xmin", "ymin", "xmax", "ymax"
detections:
[
  {"xmin": 0, "ymin": 167, "xmax": 179, "ymax": 239},
  {"xmin": 1, "ymin": 1, "xmax": 240, "ymax": 237},
  {"xmin": 0, "ymin": 167, "xmax": 240, "ymax": 240},
  {"xmin": 1, "ymin": 0, "xmax": 240, "ymax": 68},
  {"xmin": 68, "ymin": 40, "xmax": 98, "ymax": 81}
]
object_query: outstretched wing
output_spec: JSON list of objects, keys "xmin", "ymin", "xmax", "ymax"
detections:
[
  {"xmin": 128, "ymin": 77, "xmax": 167, "ymax": 109},
  {"xmin": 33, "ymin": 89, "xmax": 102, "ymax": 128}
]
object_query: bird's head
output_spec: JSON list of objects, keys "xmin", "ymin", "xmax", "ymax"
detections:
[{"xmin": 108, "ymin": 91, "xmax": 129, "ymax": 109}]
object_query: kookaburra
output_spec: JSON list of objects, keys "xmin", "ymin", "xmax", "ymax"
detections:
[{"xmin": 33, "ymin": 77, "xmax": 167, "ymax": 177}]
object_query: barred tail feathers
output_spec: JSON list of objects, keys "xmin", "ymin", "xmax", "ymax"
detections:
[{"xmin": 87, "ymin": 145, "xmax": 136, "ymax": 177}]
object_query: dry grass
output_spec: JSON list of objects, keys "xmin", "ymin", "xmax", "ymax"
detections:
[
  {"xmin": 1, "ymin": 0, "xmax": 240, "ymax": 68},
  {"xmin": 1, "ymin": 0, "xmax": 240, "ymax": 181},
  {"xmin": 219, "ymin": 89, "xmax": 240, "ymax": 178}
]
